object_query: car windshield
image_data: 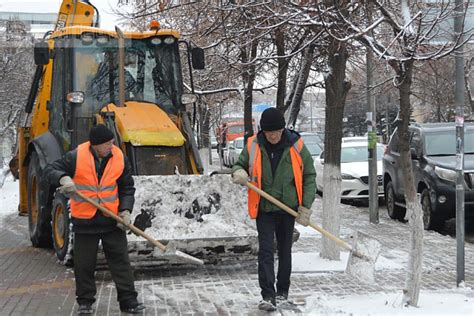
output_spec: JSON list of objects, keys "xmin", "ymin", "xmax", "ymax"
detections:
[
  {"xmin": 341, "ymin": 145, "xmax": 384, "ymax": 163},
  {"xmin": 301, "ymin": 134, "xmax": 322, "ymax": 144},
  {"xmin": 234, "ymin": 138, "xmax": 244, "ymax": 149},
  {"xmin": 228, "ymin": 125, "xmax": 245, "ymax": 134},
  {"xmin": 72, "ymin": 37, "xmax": 183, "ymax": 116},
  {"xmin": 425, "ymin": 130, "xmax": 474, "ymax": 155},
  {"xmin": 306, "ymin": 143, "xmax": 322, "ymax": 156}
]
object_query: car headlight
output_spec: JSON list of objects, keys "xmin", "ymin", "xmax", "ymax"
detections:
[
  {"xmin": 434, "ymin": 166, "xmax": 457, "ymax": 182},
  {"xmin": 341, "ymin": 173, "xmax": 355, "ymax": 180}
]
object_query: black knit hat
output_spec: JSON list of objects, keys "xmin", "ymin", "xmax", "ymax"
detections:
[
  {"xmin": 260, "ymin": 108, "xmax": 286, "ymax": 131},
  {"xmin": 89, "ymin": 124, "xmax": 115, "ymax": 145}
]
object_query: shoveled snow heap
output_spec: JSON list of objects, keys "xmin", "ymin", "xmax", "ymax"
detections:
[{"xmin": 129, "ymin": 174, "xmax": 256, "ymax": 240}]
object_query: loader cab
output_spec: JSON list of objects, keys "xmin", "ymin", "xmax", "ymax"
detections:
[{"xmin": 48, "ymin": 33, "xmax": 185, "ymax": 151}]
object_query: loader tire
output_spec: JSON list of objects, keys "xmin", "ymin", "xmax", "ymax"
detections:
[
  {"xmin": 51, "ymin": 193, "xmax": 73, "ymax": 266},
  {"xmin": 27, "ymin": 152, "xmax": 52, "ymax": 248}
]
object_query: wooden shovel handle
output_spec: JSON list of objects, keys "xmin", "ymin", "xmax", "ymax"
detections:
[
  {"xmin": 245, "ymin": 182, "xmax": 353, "ymax": 252},
  {"xmin": 74, "ymin": 191, "xmax": 166, "ymax": 252}
]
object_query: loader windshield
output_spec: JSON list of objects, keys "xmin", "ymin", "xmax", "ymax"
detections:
[{"xmin": 72, "ymin": 36, "xmax": 183, "ymax": 116}]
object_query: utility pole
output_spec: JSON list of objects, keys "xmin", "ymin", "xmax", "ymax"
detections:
[
  {"xmin": 366, "ymin": 7, "xmax": 378, "ymax": 224},
  {"xmin": 454, "ymin": 0, "xmax": 465, "ymax": 286}
]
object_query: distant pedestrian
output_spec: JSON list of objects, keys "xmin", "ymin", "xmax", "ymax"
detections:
[
  {"xmin": 231, "ymin": 108, "xmax": 316, "ymax": 311},
  {"xmin": 45, "ymin": 124, "xmax": 145, "ymax": 315}
]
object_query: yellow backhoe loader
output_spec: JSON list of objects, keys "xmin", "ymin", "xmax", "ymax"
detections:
[{"xmin": 9, "ymin": 0, "xmax": 257, "ymax": 265}]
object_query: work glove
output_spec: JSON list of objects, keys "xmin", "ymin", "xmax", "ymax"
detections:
[
  {"xmin": 296, "ymin": 206, "xmax": 312, "ymax": 227},
  {"xmin": 59, "ymin": 176, "xmax": 76, "ymax": 197},
  {"xmin": 117, "ymin": 210, "xmax": 131, "ymax": 231},
  {"xmin": 232, "ymin": 169, "xmax": 249, "ymax": 186}
]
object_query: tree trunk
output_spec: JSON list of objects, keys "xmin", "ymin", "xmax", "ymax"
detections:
[
  {"xmin": 199, "ymin": 104, "xmax": 211, "ymax": 148},
  {"xmin": 240, "ymin": 39, "xmax": 258, "ymax": 141},
  {"xmin": 392, "ymin": 59, "xmax": 423, "ymax": 307},
  {"xmin": 287, "ymin": 44, "xmax": 315, "ymax": 128},
  {"xmin": 321, "ymin": 40, "xmax": 351, "ymax": 260},
  {"xmin": 275, "ymin": 28, "xmax": 288, "ymax": 111}
]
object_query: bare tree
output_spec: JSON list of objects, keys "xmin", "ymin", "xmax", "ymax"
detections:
[
  {"xmin": 320, "ymin": 0, "xmax": 471, "ymax": 306},
  {"xmin": 0, "ymin": 19, "xmax": 35, "ymax": 165}
]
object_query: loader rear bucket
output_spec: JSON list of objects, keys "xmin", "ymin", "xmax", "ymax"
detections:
[{"xmin": 126, "ymin": 174, "xmax": 258, "ymax": 264}]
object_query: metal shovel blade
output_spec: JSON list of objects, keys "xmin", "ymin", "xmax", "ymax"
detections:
[
  {"xmin": 152, "ymin": 242, "xmax": 204, "ymax": 265},
  {"xmin": 345, "ymin": 231, "xmax": 381, "ymax": 284}
]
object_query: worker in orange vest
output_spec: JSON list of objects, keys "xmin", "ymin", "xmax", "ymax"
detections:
[
  {"xmin": 232, "ymin": 108, "xmax": 316, "ymax": 311},
  {"xmin": 45, "ymin": 124, "xmax": 145, "ymax": 315}
]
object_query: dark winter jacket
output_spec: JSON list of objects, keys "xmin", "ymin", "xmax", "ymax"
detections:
[
  {"xmin": 45, "ymin": 146, "xmax": 135, "ymax": 234},
  {"xmin": 232, "ymin": 129, "xmax": 316, "ymax": 213}
]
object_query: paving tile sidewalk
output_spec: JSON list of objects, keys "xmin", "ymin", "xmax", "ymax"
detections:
[{"xmin": 1, "ymin": 199, "xmax": 473, "ymax": 315}]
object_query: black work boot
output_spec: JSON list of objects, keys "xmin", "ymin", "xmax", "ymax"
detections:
[
  {"xmin": 77, "ymin": 303, "xmax": 93, "ymax": 315},
  {"xmin": 258, "ymin": 297, "xmax": 277, "ymax": 311},
  {"xmin": 276, "ymin": 292, "xmax": 288, "ymax": 305},
  {"xmin": 120, "ymin": 302, "xmax": 146, "ymax": 314}
]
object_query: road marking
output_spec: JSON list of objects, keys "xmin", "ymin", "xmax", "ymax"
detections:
[{"xmin": 0, "ymin": 279, "xmax": 74, "ymax": 296}]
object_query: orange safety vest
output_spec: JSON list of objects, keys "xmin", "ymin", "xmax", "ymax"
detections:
[
  {"xmin": 70, "ymin": 141, "xmax": 124, "ymax": 219},
  {"xmin": 247, "ymin": 135, "xmax": 304, "ymax": 219}
]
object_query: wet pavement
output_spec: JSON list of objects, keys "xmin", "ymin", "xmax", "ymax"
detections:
[{"xmin": 1, "ymin": 199, "xmax": 473, "ymax": 315}]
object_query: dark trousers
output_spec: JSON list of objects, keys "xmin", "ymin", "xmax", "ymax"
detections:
[
  {"xmin": 256, "ymin": 211, "xmax": 295, "ymax": 300},
  {"xmin": 74, "ymin": 229, "xmax": 137, "ymax": 306}
]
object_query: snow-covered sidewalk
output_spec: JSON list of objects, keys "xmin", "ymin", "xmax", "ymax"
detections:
[{"xmin": 1, "ymin": 171, "xmax": 473, "ymax": 315}]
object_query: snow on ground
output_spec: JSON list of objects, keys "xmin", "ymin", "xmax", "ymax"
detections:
[
  {"xmin": 292, "ymin": 251, "xmax": 403, "ymax": 273},
  {"xmin": 1, "ymin": 166, "xmax": 474, "ymax": 314},
  {"xmin": 0, "ymin": 171, "xmax": 19, "ymax": 220},
  {"xmin": 302, "ymin": 289, "xmax": 474, "ymax": 315}
]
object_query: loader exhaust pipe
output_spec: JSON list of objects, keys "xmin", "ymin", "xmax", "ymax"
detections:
[{"xmin": 115, "ymin": 26, "xmax": 125, "ymax": 107}]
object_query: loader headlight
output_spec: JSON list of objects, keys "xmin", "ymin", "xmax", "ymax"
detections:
[
  {"xmin": 81, "ymin": 33, "xmax": 94, "ymax": 45},
  {"xmin": 96, "ymin": 35, "xmax": 110, "ymax": 45},
  {"xmin": 151, "ymin": 37, "xmax": 162, "ymax": 45},
  {"xmin": 67, "ymin": 91, "xmax": 85, "ymax": 104},
  {"xmin": 434, "ymin": 166, "xmax": 457, "ymax": 182},
  {"xmin": 164, "ymin": 36, "xmax": 176, "ymax": 44},
  {"xmin": 181, "ymin": 93, "xmax": 197, "ymax": 105}
]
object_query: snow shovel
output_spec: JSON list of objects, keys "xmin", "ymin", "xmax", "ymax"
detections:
[
  {"xmin": 245, "ymin": 182, "xmax": 381, "ymax": 283},
  {"xmin": 74, "ymin": 190, "xmax": 204, "ymax": 265}
]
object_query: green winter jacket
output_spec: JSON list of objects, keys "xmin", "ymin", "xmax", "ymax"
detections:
[{"xmin": 232, "ymin": 130, "xmax": 316, "ymax": 213}]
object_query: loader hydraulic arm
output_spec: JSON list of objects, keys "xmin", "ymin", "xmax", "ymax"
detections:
[{"xmin": 55, "ymin": 0, "xmax": 97, "ymax": 30}]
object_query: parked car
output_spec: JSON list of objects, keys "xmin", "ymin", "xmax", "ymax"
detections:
[
  {"xmin": 300, "ymin": 132, "xmax": 324, "ymax": 147},
  {"xmin": 383, "ymin": 122, "xmax": 474, "ymax": 230},
  {"xmin": 314, "ymin": 141, "xmax": 384, "ymax": 200},
  {"xmin": 221, "ymin": 141, "xmax": 232, "ymax": 167},
  {"xmin": 342, "ymin": 136, "xmax": 367, "ymax": 143},
  {"xmin": 306, "ymin": 142, "xmax": 323, "ymax": 158},
  {"xmin": 227, "ymin": 137, "xmax": 245, "ymax": 166},
  {"xmin": 210, "ymin": 135, "xmax": 218, "ymax": 149}
]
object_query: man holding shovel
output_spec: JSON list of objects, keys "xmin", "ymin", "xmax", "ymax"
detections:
[
  {"xmin": 231, "ymin": 108, "xmax": 316, "ymax": 311},
  {"xmin": 45, "ymin": 124, "xmax": 145, "ymax": 315}
]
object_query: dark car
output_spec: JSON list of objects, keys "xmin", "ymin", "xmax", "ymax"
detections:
[{"xmin": 382, "ymin": 122, "xmax": 474, "ymax": 230}]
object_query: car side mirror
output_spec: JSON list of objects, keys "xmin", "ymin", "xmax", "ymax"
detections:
[
  {"xmin": 410, "ymin": 148, "xmax": 419, "ymax": 160},
  {"xmin": 191, "ymin": 47, "xmax": 205, "ymax": 70},
  {"xmin": 34, "ymin": 41, "xmax": 50, "ymax": 65}
]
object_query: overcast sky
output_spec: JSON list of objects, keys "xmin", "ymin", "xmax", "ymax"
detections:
[{"xmin": 0, "ymin": 0, "xmax": 132, "ymax": 30}]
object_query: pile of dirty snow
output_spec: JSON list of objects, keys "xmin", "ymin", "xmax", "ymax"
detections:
[{"xmin": 129, "ymin": 174, "xmax": 256, "ymax": 240}]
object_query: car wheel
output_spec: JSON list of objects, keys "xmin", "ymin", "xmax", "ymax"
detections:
[
  {"xmin": 421, "ymin": 188, "xmax": 443, "ymax": 231},
  {"xmin": 27, "ymin": 152, "xmax": 52, "ymax": 248},
  {"xmin": 51, "ymin": 193, "xmax": 73, "ymax": 266},
  {"xmin": 385, "ymin": 181, "xmax": 406, "ymax": 220}
]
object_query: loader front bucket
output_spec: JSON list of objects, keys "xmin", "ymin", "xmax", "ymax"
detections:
[{"xmin": 126, "ymin": 174, "xmax": 258, "ymax": 264}]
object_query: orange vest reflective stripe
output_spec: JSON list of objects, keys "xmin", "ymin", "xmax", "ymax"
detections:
[
  {"xmin": 247, "ymin": 135, "xmax": 304, "ymax": 219},
  {"xmin": 70, "ymin": 141, "xmax": 124, "ymax": 219}
]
